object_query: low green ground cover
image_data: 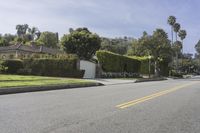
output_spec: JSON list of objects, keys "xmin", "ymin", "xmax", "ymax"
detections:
[{"xmin": 0, "ymin": 74, "xmax": 93, "ymax": 88}]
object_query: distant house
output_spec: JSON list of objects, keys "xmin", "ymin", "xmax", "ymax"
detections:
[{"xmin": 0, "ymin": 44, "xmax": 64, "ymax": 59}]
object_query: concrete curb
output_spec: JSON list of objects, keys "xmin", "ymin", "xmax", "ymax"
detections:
[
  {"xmin": 0, "ymin": 82, "xmax": 104, "ymax": 95},
  {"xmin": 87, "ymin": 79, "xmax": 137, "ymax": 86},
  {"xmin": 135, "ymin": 78, "xmax": 167, "ymax": 83},
  {"xmin": 169, "ymin": 75, "xmax": 193, "ymax": 79}
]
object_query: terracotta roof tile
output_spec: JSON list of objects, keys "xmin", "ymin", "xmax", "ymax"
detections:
[{"xmin": 0, "ymin": 44, "xmax": 63, "ymax": 55}]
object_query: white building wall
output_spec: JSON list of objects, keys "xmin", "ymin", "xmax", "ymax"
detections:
[{"xmin": 80, "ymin": 60, "xmax": 96, "ymax": 79}]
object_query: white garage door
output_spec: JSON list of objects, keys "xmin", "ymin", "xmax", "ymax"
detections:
[{"xmin": 80, "ymin": 60, "xmax": 96, "ymax": 79}]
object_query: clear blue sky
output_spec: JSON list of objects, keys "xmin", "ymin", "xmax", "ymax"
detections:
[{"xmin": 0, "ymin": 0, "xmax": 199, "ymax": 54}]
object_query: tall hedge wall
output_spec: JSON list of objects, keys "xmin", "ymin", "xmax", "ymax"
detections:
[
  {"xmin": 159, "ymin": 61, "xmax": 170, "ymax": 76},
  {"xmin": 23, "ymin": 58, "xmax": 78, "ymax": 77},
  {"xmin": 1, "ymin": 59, "xmax": 23, "ymax": 74},
  {"xmin": 129, "ymin": 56, "xmax": 155, "ymax": 75},
  {"xmin": 129, "ymin": 56, "xmax": 169, "ymax": 76},
  {"xmin": 0, "ymin": 57, "xmax": 84, "ymax": 78},
  {"xmin": 96, "ymin": 51, "xmax": 169, "ymax": 76},
  {"xmin": 96, "ymin": 51, "xmax": 141, "ymax": 73}
]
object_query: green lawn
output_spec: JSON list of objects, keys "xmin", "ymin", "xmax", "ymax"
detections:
[{"xmin": 0, "ymin": 74, "xmax": 94, "ymax": 88}]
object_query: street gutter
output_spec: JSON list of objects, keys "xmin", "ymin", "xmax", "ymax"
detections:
[
  {"xmin": 135, "ymin": 77, "xmax": 167, "ymax": 83},
  {"xmin": 0, "ymin": 82, "xmax": 103, "ymax": 95}
]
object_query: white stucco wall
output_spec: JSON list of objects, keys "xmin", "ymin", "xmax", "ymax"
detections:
[{"xmin": 80, "ymin": 60, "xmax": 96, "ymax": 79}]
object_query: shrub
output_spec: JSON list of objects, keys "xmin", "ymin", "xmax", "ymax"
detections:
[
  {"xmin": 0, "ymin": 59, "xmax": 23, "ymax": 74},
  {"xmin": 96, "ymin": 50, "xmax": 141, "ymax": 73},
  {"xmin": 0, "ymin": 60, "xmax": 8, "ymax": 72},
  {"xmin": 17, "ymin": 68, "xmax": 32, "ymax": 75},
  {"xmin": 171, "ymin": 70, "xmax": 183, "ymax": 78},
  {"xmin": 23, "ymin": 57, "xmax": 82, "ymax": 78},
  {"xmin": 0, "ymin": 56, "xmax": 84, "ymax": 78},
  {"xmin": 100, "ymin": 72, "xmax": 140, "ymax": 78},
  {"xmin": 63, "ymin": 70, "xmax": 85, "ymax": 78}
]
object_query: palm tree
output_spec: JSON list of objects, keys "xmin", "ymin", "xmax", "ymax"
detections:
[
  {"xmin": 173, "ymin": 23, "xmax": 181, "ymax": 41},
  {"xmin": 178, "ymin": 29, "xmax": 187, "ymax": 69},
  {"xmin": 178, "ymin": 29, "xmax": 187, "ymax": 52},
  {"xmin": 174, "ymin": 41, "xmax": 183, "ymax": 52},
  {"xmin": 173, "ymin": 41, "xmax": 182, "ymax": 71},
  {"xmin": 28, "ymin": 27, "xmax": 40, "ymax": 41},
  {"xmin": 173, "ymin": 23, "xmax": 181, "ymax": 71},
  {"xmin": 167, "ymin": 16, "xmax": 176, "ymax": 45},
  {"xmin": 16, "ymin": 24, "xmax": 30, "ymax": 43},
  {"xmin": 22, "ymin": 24, "xmax": 29, "ymax": 35},
  {"xmin": 16, "ymin": 25, "xmax": 23, "ymax": 37}
]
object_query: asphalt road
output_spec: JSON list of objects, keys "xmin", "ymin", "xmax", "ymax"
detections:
[{"xmin": 0, "ymin": 77, "xmax": 200, "ymax": 133}]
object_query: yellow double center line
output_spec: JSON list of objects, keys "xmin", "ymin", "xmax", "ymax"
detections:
[{"xmin": 116, "ymin": 82, "xmax": 197, "ymax": 109}]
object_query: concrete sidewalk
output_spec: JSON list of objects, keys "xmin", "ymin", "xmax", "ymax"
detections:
[{"xmin": 87, "ymin": 79, "xmax": 136, "ymax": 85}]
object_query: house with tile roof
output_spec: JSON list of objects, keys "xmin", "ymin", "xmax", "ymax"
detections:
[{"xmin": 0, "ymin": 44, "xmax": 64, "ymax": 59}]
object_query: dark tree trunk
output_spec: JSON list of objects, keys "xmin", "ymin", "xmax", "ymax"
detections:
[
  {"xmin": 181, "ymin": 40, "xmax": 184, "ymax": 71},
  {"xmin": 154, "ymin": 60, "xmax": 159, "ymax": 77},
  {"xmin": 176, "ymin": 51, "xmax": 178, "ymax": 72},
  {"xmin": 171, "ymin": 27, "xmax": 174, "ymax": 45}
]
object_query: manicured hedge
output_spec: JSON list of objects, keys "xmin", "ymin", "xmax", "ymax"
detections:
[
  {"xmin": 96, "ymin": 50, "xmax": 141, "ymax": 73},
  {"xmin": 130, "ymin": 56, "xmax": 170, "ymax": 76},
  {"xmin": 129, "ymin": 56, "xmax": 155, "ymax": 75},
  {"xmin": 0, "ymin": 59, "xmax": 23, "ymax": 74},
  {"xmin": 96, "ymin": 51, "xmax": 169, "ymax": 76},
  {"xmin": 23, "ymin": 58, "xmax": 77, "ymax": 76},
  {"xmin": 159, "ymin": 61, "xmax": 170, "ymax": 76},
  {"xmin": 0, "ymin": 57, "xmax": 84, "ymax": 78}
]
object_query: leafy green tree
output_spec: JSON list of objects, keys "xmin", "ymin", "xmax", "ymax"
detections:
[
  {"xmin": 150, "ymin": 29, "xmax": 172, "ymax": 76},
  {"xmin": 61, "ymin": 28, "xmax": 101, "ymax": 60},
  {"xmin": 167, "ymin": 16, "xmax": 176, "ymax": 45},
  {"xmin": 173, "ymin": 41, "xmax": 183, "ymax": 52},
  {"xmin": 37, "ymin": 31, "xmax": 58, "ymax": 48},
  {"xmin": 131, "ymin": 29, "xmax": 172, "ymax": 76},
  {"xmin": 173, "ymin": 23, "xmax": 181, "ymax": 41},
  {"xmin": 100, "ymin": 37, "xmax": 133, "ymax": 55},
  {"xmin": 127, "ymin": 39, "xmax": 139, "ymax": 55},
  {"xmin": 180, "ymin": 54, "xmax": 199, "ymax": 74},
  {"xmin": 173, "ymin": 41, "xmax": 183, "ymax": 69},
  {"xmin": 15, "ymin": 24, "xmax": 41, "ymax": 44},
  {"xmin": 0, "ymin": 34, "xmax": 16, "ymax": 46},
  {"xmin": 14, "ymin": 37, "xmax": 23, "ymax": 43},
  {"xmin": 0, "ymin": 35, "xmax": 6, "ymax": 46},
  {"xmin": 4, "ymin": 34, "xmax": 16, "ymax": 44},
  {"xmin": 195, "ymin": 41, "xmax": 200, "ymax": 73},
  {"xmin": 195, "ymin": 40, "xmax": 200, "ymax": 55},
  {"xmin": 128, "ymin": 31, "xmax": 150, "ymax": 56}
]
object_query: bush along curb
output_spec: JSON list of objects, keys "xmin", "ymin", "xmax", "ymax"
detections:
[
  {"xmin": 0, "ymin": 82, "xmax": 104, "ymax": 95},
  {"xmin": 135, "ymin": 77, "xmax": 167, "ymax": 83}
]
